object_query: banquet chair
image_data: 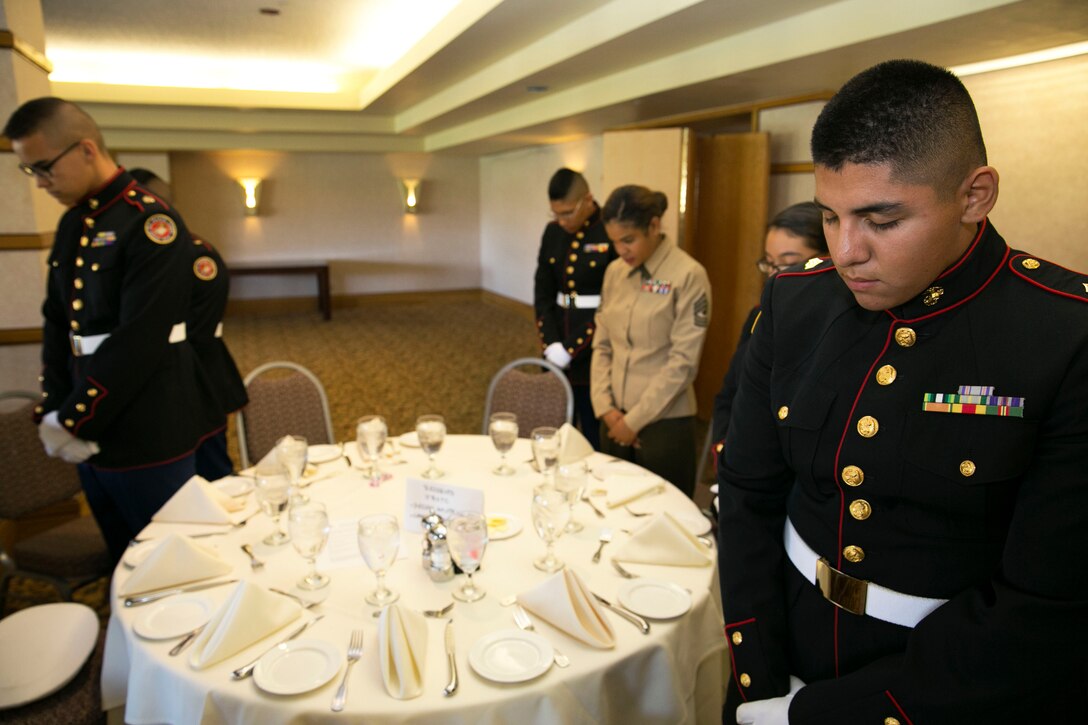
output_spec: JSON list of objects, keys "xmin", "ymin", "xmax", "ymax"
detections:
[
  {"xmin": 236, "ymin": 361, "xmax": 335, "ymax": 468},
  {"xmin": 482, "ymin": 357, "xmax": 574, "ymax": 436},
  {"xmin": 0, "ymin": 392, "xmax": 111, "ymax": 612}
]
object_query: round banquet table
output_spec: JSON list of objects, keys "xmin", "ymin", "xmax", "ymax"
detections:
[{"xmin": 103, "ymin": 435, "xmax": 726, "ymax": 724}]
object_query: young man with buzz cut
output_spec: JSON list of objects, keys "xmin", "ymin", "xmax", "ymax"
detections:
[{"xmin": 718, "ymin": 59, "xmax": 1088, "ymax": 724}]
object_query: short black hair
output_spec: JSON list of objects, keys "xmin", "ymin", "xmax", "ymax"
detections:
[
  {"xmin": 548, "ymin": 168, "xmax": 588, "ymax": 202},
  {"xmin": 769, "ymin": 202, "xmax": 827, "ymax": 254},
  {"xmin": 811, "ymin": 59, "xmax": 986, "ymax": 196},
  {"xmin": 3, "ymin": 96, "xmax": 107, "ymax": 152},
  {"xmin": 601, "ymin": 185, "xmax": 668, "ymax": 232}
]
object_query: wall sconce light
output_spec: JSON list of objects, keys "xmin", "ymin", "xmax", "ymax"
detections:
[
  {"xmin": 238, "ymin": 177, "xmax": 262, "ymax": 216},
  {"xmin": 399, "ymin": 178, "xmax": 421, "ymax": 214}
]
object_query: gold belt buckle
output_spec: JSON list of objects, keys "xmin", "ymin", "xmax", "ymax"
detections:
[
  {"xmin": 70, "ymin": 334, "xmax": 84, "ymax": 357},
  {"xmin": 815, "ymin": 557, "xmax": 868, "ymax": 616}
]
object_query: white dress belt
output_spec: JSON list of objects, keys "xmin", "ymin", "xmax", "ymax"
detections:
[
  {"xmin": 70, "ymin": 322, "xmax": 187, "ymax": 357},
  {"xmin": 556, "ymin": 292, "xmax": 601, "ymax": 309},
  {"xmin": 784, "ymin": 518, "xmax": 948, "ymax": 628}
]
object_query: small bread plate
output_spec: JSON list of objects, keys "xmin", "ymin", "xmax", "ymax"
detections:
[
  {"xmin": 469, "ymin": 629, "xmax": 553, "ymax": 684},
  {"xmin": 307, "ymin": 444, "xmax": 342, "ymax": 465},
  {"xmin": 133, "ymin": 594, "xmax": 215, "ymax": 640},
  {"xmin": 617, "ymin": 579, "xmax": 692, "ymax": 620},
  {"xmin": 0, "ymin": 602, "xmax": 99, "ymax": 709},
  {"xmin": 214, "ymin": 476, "xmax": 254, "ymax": 498},
  {"xmin": 486, "ymin": 513, "xmax": 523, "ymax": 541},
  {"xmin": 123, "ymin": 538, "xmax": 160, "ymax": 569},
  {"xmin": 398, "ymin": 431, "xmax": 421, "ymax": 448},
  {"xmin": 254, "ymin": 639, "xmax": 341, "ymax": 696}
]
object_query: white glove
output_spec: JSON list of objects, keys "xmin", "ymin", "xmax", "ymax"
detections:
[
  {"xmin": 544, "ymin": 342, "xmax": 572, "ymax": 370},
  {"xmin": 736, "ymin": 676, "xmax": 805, "ymax": 725},
  {"xmin": 39, "ymin": 411, "xmax": 99, "ymax": 463},
  {"xmin": 57, "ymin": 437, "xmax": 100, "ymax": 464}
]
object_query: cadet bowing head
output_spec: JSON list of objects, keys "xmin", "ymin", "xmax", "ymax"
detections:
[
  {"xmin": 602, "ymin": 185, "xmax": 668, "ymax": 268},
  {"xmin": 548, "ymin": 167, "xmax": 593, "ymax": 233}
]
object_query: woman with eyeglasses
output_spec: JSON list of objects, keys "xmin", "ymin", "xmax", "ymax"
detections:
[
  {"xmin": 590, "ymin": 185, "xmax": 711, "ymax": 497},
  {"xmin": 710, "ymin": 202, "xmax": 828, "ymax": 455}
]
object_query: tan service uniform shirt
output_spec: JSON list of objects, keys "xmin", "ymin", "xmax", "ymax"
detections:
[{"xmin": 590, "ymin": 238, "xmax": 711, "ymax": 433}]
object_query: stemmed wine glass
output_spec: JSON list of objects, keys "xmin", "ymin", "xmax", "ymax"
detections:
[
  {"xmin": 555, "ymin": 461, "xmax": 587, "ymax": 533},
  {"xmin": 275, "ymin": 435, "xmax": 309, "ymax": 505},
  {"xmin": 255, "ymin": 463, "xmax": 291, "ymax": 546},
  {"xmin": 488, "ymin": 412, "xmax": 518, "ymax": 476},
  {"xmin": 416, "ymin": 414, "xmax": 446, "ymax": 479},
  {"xmin": 288, "ymin": 502, "xmax": 331, "ymax": 590},
  {"xmin": 447, "ymin": 512, "xmax": 488, "ymax": 602},
  {"xmin": 356, "ymin": 415, "xmax": 388, "ymax": 478},
  {"xmin": 530, "ymin": 426, "xmax": 560, "ymax": 483},
  {"xmin": 357, "ymin": 513, "xmax": 400, "ymax": 606},
  {"xmin": 531, "ymin": 484, "xmax": 570, "ymax": 572}
]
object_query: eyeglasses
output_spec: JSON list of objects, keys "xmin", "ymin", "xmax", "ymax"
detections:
[
  {"xmin": 18, "ymin": 140, "xmax": 81, "ymax": 179},
  {"xmin": 549, "ymin": 198, "xmax": 583, "ymax": 222},
  {"xmin": 756, "ymin": 258, "xmax": 790, "ymax": 276}
]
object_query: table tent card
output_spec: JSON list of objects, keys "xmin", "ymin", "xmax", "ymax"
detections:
[
  {"xmin": 604, "ymin": 475, "xmax": 666, "ymax": 509},
  {"xmin": 557, "ymin": 423, "xmax": 594, "ymax": 464},
  {"xmin": 612, "ymin": 512, "xmax": 713, "ymax": 567},
  {"xmin": 403, "ymin": 478, "xmax": 484, "ymax": 534},
  {"xmin": 189, "ymin": 581, "xmax": 302, "ymax": 669},
  {"xmin": 377, "ymin": 604, "xmax": 428, "ymax": 699},
  {"xmin": 118, "ymin": 534, "xmax": 232, "ymax": 595},
  {"xmin": 151, "ymin": 475, "xmax": 246, "ymax": 524},
  {"xmin": 518, "ymin": 569, "xmax": 616, "ymax": 649}
]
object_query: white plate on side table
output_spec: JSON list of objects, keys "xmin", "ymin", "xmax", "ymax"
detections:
[
  {"xmin": 0, "ymin": 603, "xmax": 99, "ymax": 708},
  {"xmin": 468, "ymin": 629, "xmax": 553, "ymax": 683}
]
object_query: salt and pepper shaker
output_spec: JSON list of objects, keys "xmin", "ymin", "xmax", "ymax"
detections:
[{"xmin": 421, "ymin": 512, "xmax": 455, "ymax": 581}]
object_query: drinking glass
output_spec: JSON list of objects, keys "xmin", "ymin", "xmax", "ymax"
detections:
[
  {"xmin": 289, "ymin": 502, "xmax": 331, "ymax": 590},
  {"xmin": 488, "ymin": 412, "xmax": 518, "ymax": 476},
  {"xmin": 356, "ymin": 415, "xmax": 388, "ymax": 477},
  {"xmin": 416, "ymin": 414, "xmax": 446, "ymax": 479},
  {"xmin": 530, "ymin": 426, "xmax": 560, "ymax": 483},
  {"xmin": 255, "ymin": 463, "xmax": 291, "ymax": 546},
  {"xmin": 531, "ymin": 484, "xmax": 570, "ymax": 572},
  {"xmin": 275, "ymin": 435, "xmax": 309, "ymax": 505},
  {"xmin": 357, "ymin": 514, "xmax": 400, "ymax": 605},
  {"xmin": 447, "ymin": 512, "xmax": 488, "ymax": 602},
  {"xmin": 555, "ymin": 461, "xmax": 587, "ymax": 533}
]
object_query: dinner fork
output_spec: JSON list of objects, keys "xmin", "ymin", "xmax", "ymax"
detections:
[
  {"xmin": 240, "ymin": 544, "xmax": 264, "ymax": 570},
  {"xmin": 330, "ymin": 629, "xmax": 364, "ymax": 712},
  {"xmin": 512, "ymin": 605, "xmax": 570, "ymax": 668},
  {"xmin": 592, "ymin": 528, "xmax": 612, "ymax": 563},
  {"xmin": 611, "ymin": 559, "xmax": 639, "ymax": 579}
]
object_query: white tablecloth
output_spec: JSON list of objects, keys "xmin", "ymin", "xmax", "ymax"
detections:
[{"xmin": 103, "ymin": 435, "xmax": 725, "ymax": 724}]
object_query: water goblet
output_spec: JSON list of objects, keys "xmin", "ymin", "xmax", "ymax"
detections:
[
  {"xmin": 416, "ymin": 414, "xmax": 446, "ymax": 479},
  {"xmin": 488, "ymin": 412, "xmax": 518, "ymax": 476},
  {"xmin": 288, "ymin": 502, "xmax": 331, "ymax": 590},
  {"xmin": 255, "ymin": 463, "xmax": 291, "ymax": 546},
  {"xmin": 555, "ymin": 461, "xmax": 587, "ymax": 533},
  {"xmin": 530, "ymin": 426, "xmax": 560, "ymax": 483},
  {"xmin": 447, "ymin": 512, "xmax": 488, "ymax": 602},
  {"xmin": 356, "ymin": 415, "xmax": 388, "ymax": 477},
  {"xmin": 275, "ymin": 435, "xmax": 309, "ymax": 505},
  {"xmin": 531, "ymin": 484, "xmax": 570, "ymax": 572},
  {"xmin": 357, "ymin": 514, "xmax": 400, "ymax": 606}
]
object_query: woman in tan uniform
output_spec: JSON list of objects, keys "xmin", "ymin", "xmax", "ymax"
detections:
[{"xmin": 591, "ymin": 185, "xmax": 711, "ymax": 497}]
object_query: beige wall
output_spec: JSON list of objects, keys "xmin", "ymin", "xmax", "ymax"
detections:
[{"xmin": 170, "ymin": 150, "xmax": 481, "ymax": 300}]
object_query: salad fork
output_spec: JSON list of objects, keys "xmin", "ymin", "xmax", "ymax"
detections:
[
  {"xmin": 512, "ymin": 605, "xmax": 570, "ymax": 667},
  {"xmin": 592, "ymin": 528, "xmax": 612, "ymax": 563},
  {"xmin": 331, "ymin": 629, "xmax": 364, "ymax": 712}
]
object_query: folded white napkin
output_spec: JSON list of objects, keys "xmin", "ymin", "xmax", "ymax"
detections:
[
  {"xmin": 613, "ymin": 512, "xmax": 713, "ymax": 567},
  {"xmin": 558, "ymin": 423, "xmax": 594, "ymax": 464},
  {"xmin": 518, "ymin": 569, "xmax": 615, "ymax": 649},
  {"xmin": 152, "ymin": 475, "xmax": 245, "ymax": 525},
  {"xmin": 118, "ymin": 534, "xmax": 232, "ymax": 595},
  {"xmin": 377, "ymin": 604, "xmax": 428, "ymax": 699},
  {"xmin": 604, "ymin": 474, "xmax": 666, "ymax": 508},
  {"xmin": 188, "ymin": 581, "xmax": 301, "ymax": 670}
]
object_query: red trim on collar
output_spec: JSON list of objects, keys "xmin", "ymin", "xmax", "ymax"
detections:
[
  {"xmin": 936, "ymin": 218, "xmax": 987, "ymax": 280},
  {"xmin": 886, "ymin": 244, "xmax": 1010, "ymax": 324},
  {"xmin": 884, "ymin": 690, "xmax": 915, "ymax": 725}
]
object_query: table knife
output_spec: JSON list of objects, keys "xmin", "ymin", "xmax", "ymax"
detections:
[
  {"xmin": 592, "ymin": 592, "xmax": 651, "ymax": 634},
  {"xmin": 231, "ymin": 614, "xmax": 325, "ymax": 679},
  {"xmin": 123, "ymin": 579, "xmax": 238, "ymax": 607},
  {"xmin": 442, "ymin": 619, "xmax": 458, "ymax": 696}
]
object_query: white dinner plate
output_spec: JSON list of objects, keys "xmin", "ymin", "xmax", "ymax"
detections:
[
  {"xmin": 133, "ymin": 595, "xmax": 215, "ymax": 640},
  {"xmin": 617, "ymin": 579, "xmax": 692, "ymax": 619},
  {"xmin": 0, "ymin": 602, "xmax": 99, "ymax": 709},
  {"xmin": 307, "ymin": 444, "xmax": 342, "ymax": 464},
  {"xmin": 468, "ymin": 629, "xmax": 553, "ymax": 683},
  {"xmin": 122, "ymin": 538, "xmax": 159, "ymax": 569},
  {"xmin": 486, "ymin": 512, "xmax": 523, "ymax": 540},
  {"xmin": 254, "ymin": 638, "xmax": 341, "ymax": 695},
  {"xmin": 213, "ymin": 476, "xmax": 254, "ymax": 498},
  {"xmin": 398, "ymin": 431, "xmax": 421, "ymax": 448}
]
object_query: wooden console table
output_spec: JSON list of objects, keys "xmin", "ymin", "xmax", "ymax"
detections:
[{"xmin": 228, "ymin": 261, "xmax": 331, "ymax": 320}]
